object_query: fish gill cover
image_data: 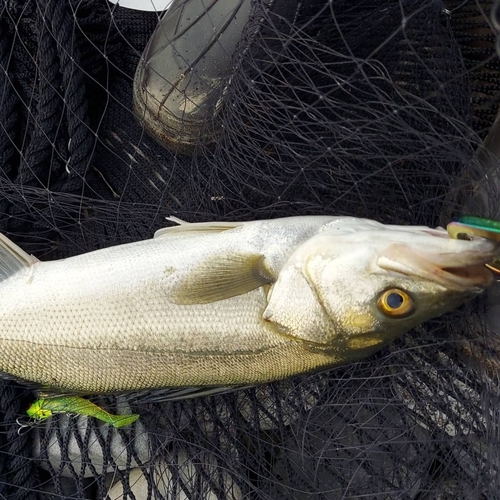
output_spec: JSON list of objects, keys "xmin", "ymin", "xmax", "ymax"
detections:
[{"xmin": 0, "ymin": 0, "xmax": 499, "ymax": 498}]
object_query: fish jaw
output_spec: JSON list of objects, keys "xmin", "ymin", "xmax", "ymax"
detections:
[{"xmin": 376, "ymin": 237, "xmax": 497, "ymax": 292}]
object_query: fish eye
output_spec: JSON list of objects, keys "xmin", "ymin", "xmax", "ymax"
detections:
[{"xmin": 377, "ymin": 289, "xmax": 414, "ymax": 317}]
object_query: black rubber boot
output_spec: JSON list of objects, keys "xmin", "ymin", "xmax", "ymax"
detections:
[
  {"xmin": 133, "ymin": 0, "xmax": 254, "ymax": 151},
  {"xmin": 133, "ymin": 0, "xmax": 316, "ymax": 151}
]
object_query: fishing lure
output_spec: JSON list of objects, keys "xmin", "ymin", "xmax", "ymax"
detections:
[
  {"xmin": 26, "ymin": 396, "xmax": 140, "ymax": 428},
  {"xmin": 447, "ymin": 216, "xmax": 500, "ymax": 274},
  {"xmin": 447, "ymin": 216, "xmax": 500, "ymax": 242}
]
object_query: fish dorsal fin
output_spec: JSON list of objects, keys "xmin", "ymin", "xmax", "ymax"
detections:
[
  {"xmin": 0, "ymin": 234, "xmax": 38, "ymax": 282},
  {"xmin": 169, "ymin": 252, "xmax": 272, "ymax": 304},
  {"xmin": 154, "ymin": 217, "xmax": 244, "ymax": 238}
]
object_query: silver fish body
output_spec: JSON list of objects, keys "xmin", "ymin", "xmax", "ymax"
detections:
[{"xmin": 0, "ymin": 216, "xmax": 496, "ymax": 393}]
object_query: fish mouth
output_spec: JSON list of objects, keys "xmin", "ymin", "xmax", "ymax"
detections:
[{"xmin": 377, "ymin": 240, "xmax": 497, "ymax": 291}]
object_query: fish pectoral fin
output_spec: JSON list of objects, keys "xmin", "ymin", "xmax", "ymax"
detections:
[
  {"xmin": 0, "ymin": 233, "xmax": 39, "ymax": 281},
  {"xmin": 154, "ymin": 217, "xmax": 244, "ymax": 238},
  {"xmin": 170, "ymin": 252, "xmax": 272, "ymax": 304}
]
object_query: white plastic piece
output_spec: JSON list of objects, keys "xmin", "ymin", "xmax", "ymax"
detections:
[{"xmin": 108, "ymin": 0, "xmax": 174, "ymax": 12}]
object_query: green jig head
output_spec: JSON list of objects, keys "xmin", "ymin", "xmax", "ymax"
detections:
[
  {"xmin": 447, "ymin": 216, "xmax": 500, "ymax": 274},
  {"xmin": 447, "ymin": 216, "xmax": 500, "ymax": 242}
]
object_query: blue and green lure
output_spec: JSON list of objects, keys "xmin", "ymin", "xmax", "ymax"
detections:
[
  {"xmin": 447, "ymin": 215, "xmax": 500, "ymax": 274},
  {"xmin": 447, "ymin": 216, "xmax": 500, "ymax": 242},
  {"xmin": 26, "ymin": 396, "xmax": 140, "ymax": 428}
]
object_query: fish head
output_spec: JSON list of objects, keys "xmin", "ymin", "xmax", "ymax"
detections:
[{"xmin": 263, "ymin": 219, "xmax": 498, "ymax": 358}]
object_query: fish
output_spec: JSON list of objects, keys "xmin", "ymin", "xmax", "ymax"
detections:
[{"xmin": 0, "ymin": 215, "xmax": 497, "ymax": 395}]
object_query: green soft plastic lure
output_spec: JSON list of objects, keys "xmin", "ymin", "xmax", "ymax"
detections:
[
  {"xmin": 447, "ymin": 216, "xmax": 500, "ymax": 273},
  {"xmin": 26, "ymin": 396, "xmax": 140, "ymax": 428}
]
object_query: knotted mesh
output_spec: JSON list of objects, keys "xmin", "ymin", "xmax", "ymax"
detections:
[{"xmin": 0, "ymin": 0, "xmax": 499, "ymax": 498}]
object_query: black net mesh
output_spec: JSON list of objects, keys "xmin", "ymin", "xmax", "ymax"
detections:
[{"xmin": 0, "ymin": 0, "xmax": 500, "ymax": 498}]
